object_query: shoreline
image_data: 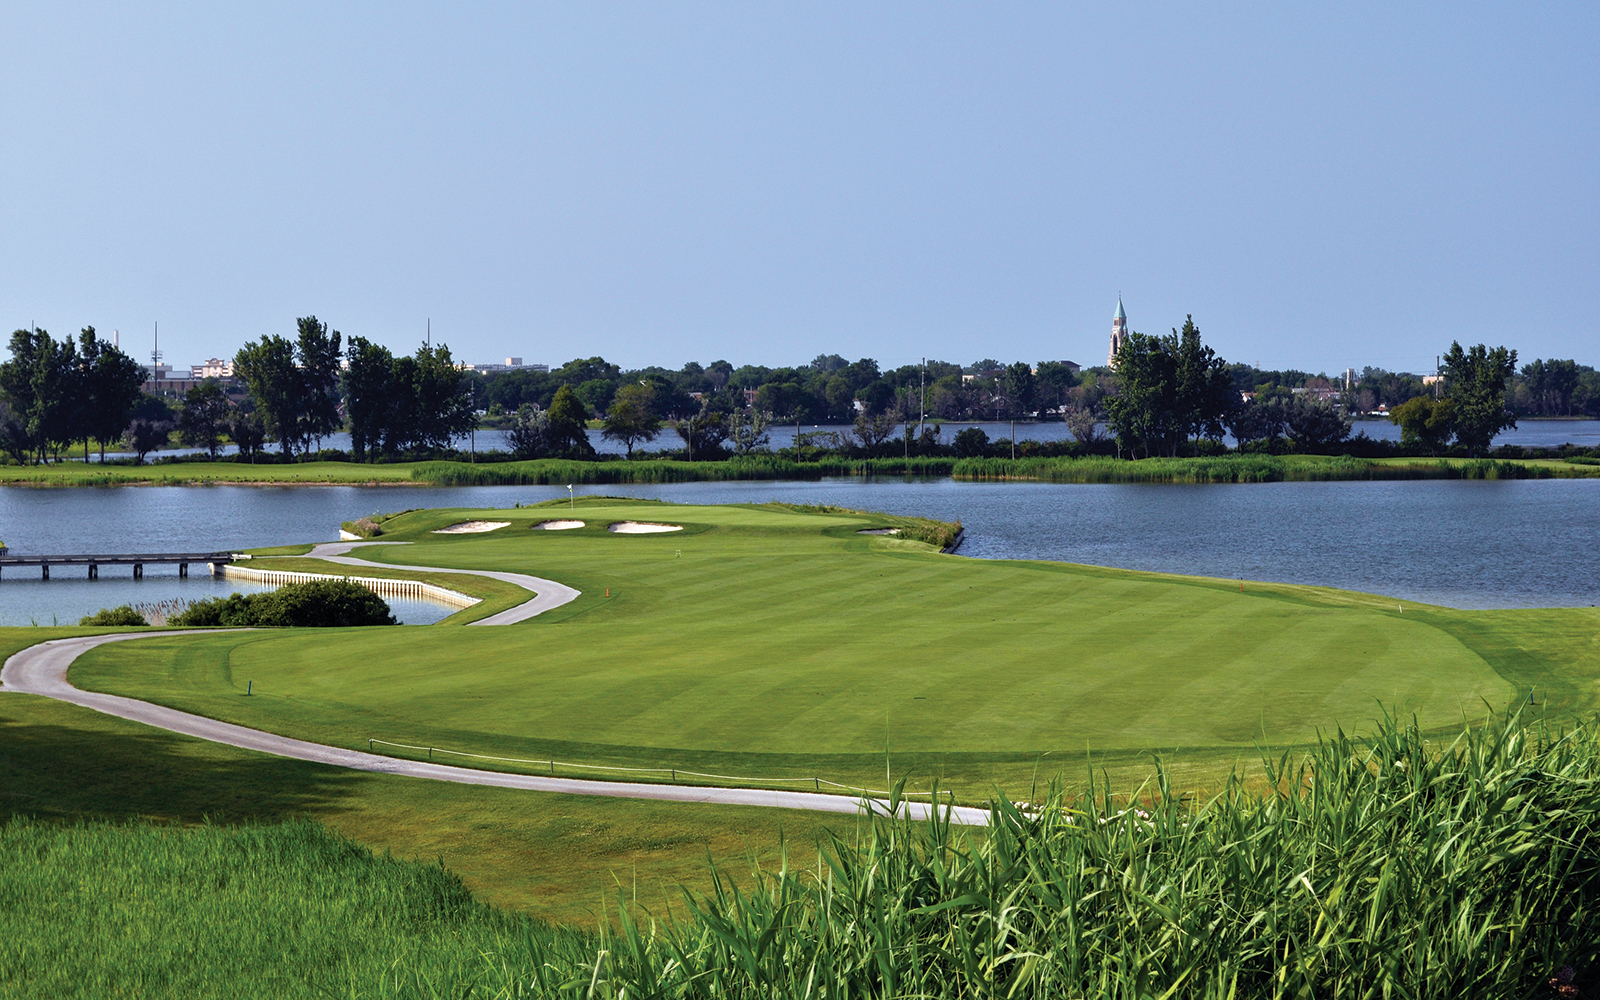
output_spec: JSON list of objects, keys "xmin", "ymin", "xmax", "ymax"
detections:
[{"xmin": 0, "ymin": 453, "xmax": 1596, "ymax": 488}]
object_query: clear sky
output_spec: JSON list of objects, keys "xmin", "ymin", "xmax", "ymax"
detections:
[{"xmin": 3, "ymin": 2, "xmax": 1595, "ymax": 375}]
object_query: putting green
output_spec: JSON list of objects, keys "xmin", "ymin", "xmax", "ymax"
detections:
[{"xmin": 68, "ymin": 499, "xmax": 1600, "ymax": 797}]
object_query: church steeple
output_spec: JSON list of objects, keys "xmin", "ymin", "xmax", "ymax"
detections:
[{"xmin": 1109, "ymin": 297, "xmax": 1128, "ymax": 366}]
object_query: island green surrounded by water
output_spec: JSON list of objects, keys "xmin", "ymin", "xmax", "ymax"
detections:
[{"xmin": 4, "ymin": 498, "xmax": 1599, "ymax": 997}]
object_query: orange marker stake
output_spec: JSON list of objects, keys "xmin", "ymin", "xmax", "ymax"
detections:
[{"xmin": 605, "ymin": 588, "xmax": 611, "ymax": 597}]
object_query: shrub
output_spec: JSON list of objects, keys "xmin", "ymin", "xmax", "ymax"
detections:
[
  {"xmin": 340, "ymin": 517, "xmax": 383, "ymax": 538},
  {"xmin": 78, "ymin": 605, "xmax": 147, "ymax": 627},
  {"xmin": 172, "ymin": 580, "xmax": 397, "ymax": 627}
]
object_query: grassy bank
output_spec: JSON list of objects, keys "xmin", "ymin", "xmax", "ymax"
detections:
[
  {"xmin": 410, "ymin": 455, "xmax": 959, "ymax": 485},
  {"xmin": 953, "ymin": 452, "xmax": 1600, "ymax": 483},
  {"xmin": 68, "ymin": 499, "xmax": 1600, "ymax": 802},
  {"xmin": 4, "ymin": 452, "xmax": 1596, "ymax": 486},
  {"xmin": 6, "ymin": 714, "xmax": 1598, "ymax": 997}
]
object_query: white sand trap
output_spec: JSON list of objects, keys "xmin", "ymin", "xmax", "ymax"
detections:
[
  {"xmin": 432, "ymin": 520, "xmax": 511, "ymax": 534},
  {"xmin": 533, "ymin": 519, "xmax": 585, "ymax": 530},
  {"xmin": 608, "ymin": 521, "xmax": 683, "ymax": 534},
  {"xmin": 857, "ymin": 528, "xmax": 900, "ymax": 535}
]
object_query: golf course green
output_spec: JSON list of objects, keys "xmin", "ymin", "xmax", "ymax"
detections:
[{"xmin": 66, "ymin": 497, "xmax": 1600, "ymax": 799}]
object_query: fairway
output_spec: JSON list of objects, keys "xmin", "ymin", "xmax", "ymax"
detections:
[{"xmin": 66, "ymin": 498, "xmax": 1600, "ymax": 797}]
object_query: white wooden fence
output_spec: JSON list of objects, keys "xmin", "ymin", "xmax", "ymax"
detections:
[{"xmin": 222, "ymin": 565, "xmax": 481, "ymax": 609}]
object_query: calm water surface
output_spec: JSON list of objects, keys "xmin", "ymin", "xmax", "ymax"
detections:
[
  {"xmin": 1, "ymin": 478, "xmax": 1595, "ymax": 617},
  {"xmin": 135, "ymin": 418, "xmax": 1600, "ymax": 460}
]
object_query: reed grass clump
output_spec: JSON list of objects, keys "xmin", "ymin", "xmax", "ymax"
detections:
[
  {"xmin": 950, "ymin": 453, "xmax": 1575, "ymax": 483},
  {"xmin": 575, "ymin": 712, "xmax": 1600, "ymax": 998}
]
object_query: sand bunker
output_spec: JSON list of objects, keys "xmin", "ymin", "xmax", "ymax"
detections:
[
  {"xmin": 432, "ymin": 521, "xmax": 511, "ymax": 534},
  {"xmin": 608, "ymin": 521, "xmax": 683, "ymax": 534},
  {"xmin": 857, "ymin": 528, "xmax": 901, "ymax": 535},
  {"xmin": 533, "ymin": 519, "xmax": 585, "ymax": 530}
]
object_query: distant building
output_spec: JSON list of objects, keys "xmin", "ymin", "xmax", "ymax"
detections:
[
  {"xmin": 190, "ymin": 358, "xmax": 234, "ymax": 379},
  {"xmin": 459, "ymin": 359, "xmax": 551, "ymax": 375},
  {"xmin": 1109, "ymin": 297, "xmax": 1128, "ymax": 366},
  {"xmin": 142, "ymin": 363, "xmax": 174, "ymax": 381}
]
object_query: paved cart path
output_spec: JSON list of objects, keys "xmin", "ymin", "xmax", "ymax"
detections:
[
  {"xmin": 2, "ymin": 632, "xmax": 989, "ymax": 825},
  {"xmin": 304, "ymin": 541, "xmax": 580, "ymax": 625}
]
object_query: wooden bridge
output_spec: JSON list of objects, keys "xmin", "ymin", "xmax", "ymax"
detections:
[{"xmin": 0, "ymin": 552, "xmax": 238, "ymax": 580}]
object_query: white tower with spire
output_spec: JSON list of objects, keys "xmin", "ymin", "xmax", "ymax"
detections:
[{"xmin": 1108, "ymin": 297, "xmax": 1128, "ymax": 366}]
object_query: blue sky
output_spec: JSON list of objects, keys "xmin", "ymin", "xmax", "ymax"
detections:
[{"xmin": 3, "ymin": 2, "xmax": 1595, "ymax": 375}]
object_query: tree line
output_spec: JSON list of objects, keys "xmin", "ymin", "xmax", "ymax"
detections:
[
  {"xmin": 1, "ymin": 314, "xmax": 1586, "ymax": 464},
  {"xmin": 0, "ymin": 327, "xmax": 146, "ymax": 463}
]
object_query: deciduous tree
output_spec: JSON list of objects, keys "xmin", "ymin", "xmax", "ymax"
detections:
[
  {"xmin": 177, "ymin": 380, "xmax": 230, "ymax": 459},
  {"xmin": 603, "ymin": 383, "xmax": 661, "ymax": 459},
  {"xmin": 545, "ymin": 385, "xmax": 595, "ymax": 458},
  {"xmin": 1442, "ymin": 341, "xmax": 1517, "ymax": 455},
  {"xmin": 1389, "ymin": 396, "xmax": 1455, "ymax": 454}
]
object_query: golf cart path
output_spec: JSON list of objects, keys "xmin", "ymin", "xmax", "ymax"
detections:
[
  {"xmin": 1, "ymin": 632, "xmax": 989, "ymax": 825},
  {"xmin": 305, "ymin": 540, "xmax": 580, "ymax": 625}
]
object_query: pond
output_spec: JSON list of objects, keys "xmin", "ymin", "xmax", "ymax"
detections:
[{"xmin": 1, "ymin": 477, "xmax": 1595, "ymax": 619}]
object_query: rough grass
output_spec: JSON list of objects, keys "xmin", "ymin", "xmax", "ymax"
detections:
[
  {"xmin": 5, "ymin": 713, "xmax": 1599, "ymax": 998},
  {"xmin": 0, "ymin": 691, "xmax": 841, "ymax": 923},
  {"xmin": 68, "ymin": 500, "xmax": 1599, "ymax": 801}
]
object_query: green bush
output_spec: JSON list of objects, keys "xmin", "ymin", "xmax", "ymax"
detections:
[
  {"xmin": 171, "ymin": 580, "xmax": 397, "ymax": 627},
  {"xmin": 77, "ymin": 605, "xmax": 147, "ymax": 627}
]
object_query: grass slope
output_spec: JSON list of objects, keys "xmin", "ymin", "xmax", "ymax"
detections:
[
  {"xmin": 68, "ymin": 498, "xmax": 1595, "ymax": 799},
  {"xmin": 0, "ymin": 693, "xmax": 838, "ymax": 923}
]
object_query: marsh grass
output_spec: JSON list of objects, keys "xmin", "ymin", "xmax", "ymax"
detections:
[
  {"xmin": 412, "ymin": 456, "xmax": 959, "ymax": 485},
  {"xmin": 951, "ymin": 453, "xmax": 1593, "ymax": 483},
  {"xmin": 0, "ymin": 818, "xmax": 596, "ymax": 1000},
  {"xmin": 581, "ymin": 711, "xmax": 1600, "ymax": 998},
  {"xmin": 8, "ymin": 712, "xmax": 1598, "ymax": 997}
]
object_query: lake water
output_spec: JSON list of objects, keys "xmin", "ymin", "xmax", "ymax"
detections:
[
  {"xmin": 130, "ymin": 418, "xmax": 1600, "ymax": 460},
  {"xmin": 1, "ymin": 478, "xmax": 1595, "ymax": 617},
  {"xmin": 0, "ymin": 568, "xmax": 456, "ymax": 627}
]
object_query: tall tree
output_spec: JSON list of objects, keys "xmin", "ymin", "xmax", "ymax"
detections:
[
  {"xmin": 506, "ymin": 404, "xmax": 550, "ymax": 459},
  {"xmin": 0, "ymin": 328, "xmax": 77, "ymax": 463},
  {"xmin": 1442, "ymin": 341, "xmax": 1517, "ymax": 456},
  {"xmin": 1001, "ymin": 363, "xmax": 1037, "ymax": 419},
  {"xmin": 1171, "ymin": 317, "xmax": 1236, "ymax": 443},
  {"xmin": 673, "ymin": 400, "xmax": 729, "ymax": 461},
  {"xmin": 77, "ymin": 327, "xmax": 146, "ymax": 462},
  {"xmin": 1106, "ymin": 332, "xmax": 1178, "ymax": 458},
  {"xmin": 408, "ymin": 343, "xmax": 475, "ymax": 453},
  {"xmin": 603, "ymin": 383, "xmax": 661, "ymax": 459},
  {"xmin": 545, "ymin": 385, "xmax": 595, "ymax": 458},
  {"xmin": 296, "ymin": 316, "xmax": 343, "ymax": 449},
  {"xmin": 234, "ymin": 335, "xmax": 304, "ymax": 456},
  {"xmin": 177, "ymin": 380, "xmax": 230, "ymax": 459},
  {"xmin": 1285, "ymin": 396, "xmax": 1352, "ymax": 451},
  {"xmin": 343, "ymin": 336, "xmax": 394, "ymax": 461}
]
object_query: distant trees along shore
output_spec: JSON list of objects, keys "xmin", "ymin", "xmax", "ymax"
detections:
[{"xmin": 1, "ymin": 316, "xmax": 1591, "ymax": 464}]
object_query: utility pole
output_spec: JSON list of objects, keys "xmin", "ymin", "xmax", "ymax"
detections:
[{"xmin": 918, "ymin": 358, "xmax": 926, "ymax": 440}]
